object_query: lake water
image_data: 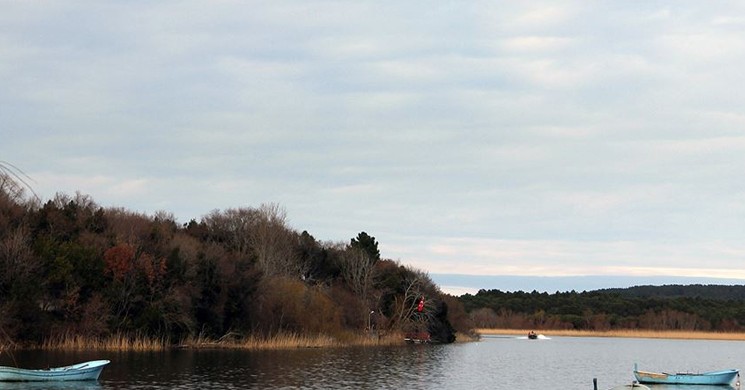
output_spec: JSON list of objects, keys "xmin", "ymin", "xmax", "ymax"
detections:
[{"xmin": 1, "ymin": 335, "xmax": 743, "ymax": 389}]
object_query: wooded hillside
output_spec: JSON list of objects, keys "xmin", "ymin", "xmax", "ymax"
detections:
[{"xmin": 0, "ymin": 172, "xmax": 467, "ymax": 346}]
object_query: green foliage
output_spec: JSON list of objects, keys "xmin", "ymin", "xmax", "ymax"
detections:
[
  {"xmin": 350, "ymin": 231, "xmax": 380, "ymax": 263},
  {"xmin": 298, "ymin": 230, "xmax": 338, "ymax": 281}
]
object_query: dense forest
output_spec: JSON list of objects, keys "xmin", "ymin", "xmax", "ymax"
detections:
[
  {"xmin": 460, "ymin": 286, "xmax": 745, "ymax": 331},
  {"xmin": 0, "ymin": 170, "xmax": 469, "ymax": 346}
]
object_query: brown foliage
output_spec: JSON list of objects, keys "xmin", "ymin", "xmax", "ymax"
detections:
[
  {"xmin": 106, "ymin": 208, "xmax": 154, "ymax": 246},
  {"xmin": 0, "ymin": 182, "xmax": 28, "ymax": 238},
  {"xmin": 0, "ymin": 226, "xmax": 39, "ymax": 297},
  {"xmin": 255, "ymin": 277, "xmax": 343, "ymax": 336},
  {"xmin": 82, "ymin": 294, "xmax": 111, "ymax": 335},
  {"xmin": 638, "ymin": 309, "xmax": 710, "ymax": 331},
  {"xmin": 104, "ymin": 244, "xmax": 136, "ymax": 281},
  {"xmin": 441, "ymin": 294, "xmax": 473, "ymax": 334},
  {"xmin": 329, "ymin": 283, "xmax": 367, "ymax": 330},
  {"xmin": 104, "ymin": 243, "xmax": 167, "ymax": 290}
]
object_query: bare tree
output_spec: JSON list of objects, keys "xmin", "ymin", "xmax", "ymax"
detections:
[
  {"xmin": 393, "ymin": 267, "xmax": 435, "ymax": 328},
  {"xmin": 0, "ymin": 161, "xmax": 37, "ymax": 203},
  {"xmin": 252, "ymin": 203, "xmax": 302, "ymax": 278},
  {"xmin": 202, "ymin": 207, "xmax": 260, "ymax": 257},
  {"xmin": 201, "ymin": 204, "xmax": 303, "ymax": 278},
  {"xmin": 0, "ymin": 227, "xmax": 39, "ymax": 296},
  {"xmin": 338, "ymin": 246, "xmax": 374, "ymax": 303},
  {"xmin": 106, "ymin": 207, "xmax": 153, "ymax": 246}
]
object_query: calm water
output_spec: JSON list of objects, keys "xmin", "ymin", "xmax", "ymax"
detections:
[{"xmin": 1, "ymin": 335, "xmax": 743, "ymax": 389}]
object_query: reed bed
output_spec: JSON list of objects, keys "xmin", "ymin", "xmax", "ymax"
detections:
[
  {"xmin": 29, "ymin": 331, "xmax": 408, "ymax": 351},
  {"xmin": 476, "ymin": 328, "xmax": 745, "ymax": 341},
  {"xmin": 182, "ymin": 332, "xmax": 341, "ymax": 349},
  {"xmin": 0, "ymin": 341, "xmax": 14, "ymax": 352},
  {"xmin": 184, "ymin": 331, "xmax": 406, "ymax": 350},
  {"xmin": 42, "ymin": 333, "xmax": 168, "ymax": 351},
  {"xmin": 33, "ymin": 330, "xmax": 433, "ymax": 351}
]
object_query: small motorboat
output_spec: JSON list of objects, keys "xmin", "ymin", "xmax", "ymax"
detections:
[
  {"xmin": 633, "ymin": 363, "xmax": 739, "ymax": 385},
  {"xmin": 527, "ymin": 331, "xmax": 538, "ymax": 339},
  {"xmin": 0, "ymin": 360, "xmax": 110, "ymax": 382}
]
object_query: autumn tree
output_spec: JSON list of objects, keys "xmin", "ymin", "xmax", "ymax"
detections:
[
  {"xmin": 254, "ymin": 276, "xmax": 342, "ymax": 335},
  {"xmin": 103, "ymin": 242, "xmax": 168, "ymax": 332}
]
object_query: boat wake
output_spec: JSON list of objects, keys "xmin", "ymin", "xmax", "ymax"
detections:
[{"xmin": 517, "ymin": 334, "xmax": 551, "ymax": 340}]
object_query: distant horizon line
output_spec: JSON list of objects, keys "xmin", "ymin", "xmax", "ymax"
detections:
[{"xmin": 430, "ymin": 273, "xmax": 745, "ymax": 296}]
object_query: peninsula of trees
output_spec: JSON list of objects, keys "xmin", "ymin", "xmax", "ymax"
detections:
[{"xmin": 0, "ymin": 174, "xmax": 467, "ymax": 348}]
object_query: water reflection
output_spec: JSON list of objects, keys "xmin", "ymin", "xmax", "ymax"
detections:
[
  {"xmin": 85, "ymin": 345, "xmax": 450, "ymax": 389},
  {"xmin": 2, "ymin": 337, "xmax": 744, "ymax": 389},
  {"xmin": 0, "ymin": 383, "xmax": 101, "ymax": 390},
  {"xmin": 646, "ymin": 386, "xmax": 737, "ymax": 390},
  {"xmin": 196, "ymin": 345, "xmax": 450, "ymax": 389}
]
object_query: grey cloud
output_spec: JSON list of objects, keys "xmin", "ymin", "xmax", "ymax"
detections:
[{"xmin": 3, "ymin": 1, "xmax": 745, "ymax": 284}]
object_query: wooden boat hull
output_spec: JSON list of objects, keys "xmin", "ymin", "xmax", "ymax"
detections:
[
  {"xmin": 0, "ymin": 360, "xmax": 110, "ymax": 382},
  {"xmin": 633, "ymin": 367, "xmax": 739, "ymax": 385}
]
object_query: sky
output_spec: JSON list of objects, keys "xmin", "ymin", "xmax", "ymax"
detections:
[{"xmin": 3, "ymin": 1, "xmax": 745, "ymax": 295}]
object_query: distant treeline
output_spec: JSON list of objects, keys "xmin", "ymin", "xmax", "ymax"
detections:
[
  {"xmin": 460, "ymin": 286, "xmax": 745, "ymax": 331},
  {"xmin": 598, "ymin": 284, "xmax": 745, "ymax": 300},
  {"xmin": 0, "ymin": 173, "xmax": 468, "ymax": 346}
]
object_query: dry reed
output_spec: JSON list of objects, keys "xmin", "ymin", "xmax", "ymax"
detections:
[
  {"xmin": 453, "ymin": 332, "xmax": 480, "ymax": 343},
  {"xmin": 34, "ymin": 329, "xmax": 437, "ymax": 351},
  {"xmin": 476, "ymin": 328, "xmax": 745, "ymax": 341},
  {"xmin": 42, "ymin": 333, "xmax": 167, "ymax": 351},
  {"xmin": 184, "ymin": 331, "xmax": 406, "ymax": 350}
]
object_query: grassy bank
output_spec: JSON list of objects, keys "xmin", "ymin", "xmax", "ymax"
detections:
[
  {"xmin": 37, "ymin": 331, "xmax": 407, "ymax": 351},
  {"xmin": 476, "ymin": 328, "xmax": 745, "ymax": 341}
]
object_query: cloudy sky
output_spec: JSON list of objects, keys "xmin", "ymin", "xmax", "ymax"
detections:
[{"xmin": 3, "ymin": 1, "xmax": 745, "ymax": 294}]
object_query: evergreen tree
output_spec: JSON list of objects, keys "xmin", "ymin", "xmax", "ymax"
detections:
[{"xmin": 350, "ymin": 231, "xmax": 380, "ymax": 263}]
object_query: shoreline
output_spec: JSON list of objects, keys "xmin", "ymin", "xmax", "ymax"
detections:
[
  {"xmin": 9, "ymin": 328, "xmax": 742, "ymax": 351},
  {"xmin": 476, "ymin": 328, "xmax": 745, "ymax": 341},
  {"xmin": 2, "ymin": 331, "xmax": 423, "ymax": 352}
]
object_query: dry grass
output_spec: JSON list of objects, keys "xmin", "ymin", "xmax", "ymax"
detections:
[
  {"xmin": 38, "ymin": 332, "xmax": 405, "ymax": 351},
  {"xmin": 184, "ymin": 331, "xmax": 406, "ymax": 350},
  {"xmin": 42, "ymin": 333, "xmax": 168, "ymax": 351},
  {"xmin": 454, "ymin": 332, "xmax": 480, "ymax": 343},
  {"xmin": 476, "ymin": 328, "xmax": 745, "ymax": 341},
  {"xmin": 183, "ymin": 332, "xmax": 342, "ymax": 349}
]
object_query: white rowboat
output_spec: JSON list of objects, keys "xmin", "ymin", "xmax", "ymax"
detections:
[{"xmin": 0, "ymin": 360, "xmax": 109, "ymax": 382}]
